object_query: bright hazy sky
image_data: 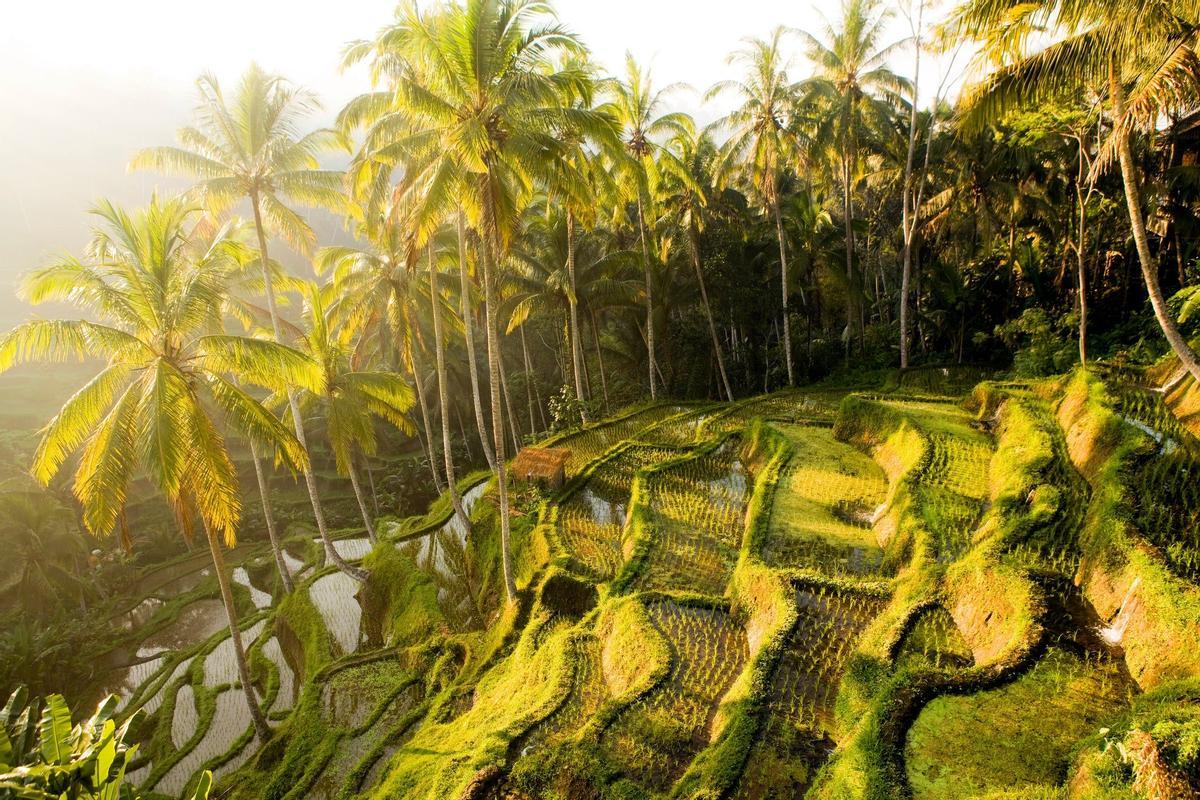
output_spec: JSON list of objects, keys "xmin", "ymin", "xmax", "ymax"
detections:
[{"xmin": 0, "ymin": 0, "xmax": 966, "ymax": 319}]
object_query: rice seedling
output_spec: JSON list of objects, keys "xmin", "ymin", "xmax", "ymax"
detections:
[
  {"xmin": 601, "ymin": 599, "xmax": 749, "ymax": 793},
  {"xmin": 556, "ymin": 445, "xmax": 676, "ymax": 580},
  {"xmin": 764, "ymin": 424, "xmax": 890, "ymax": 577},
  {"xmin": 637, "ymin": 439, "xmax": 751, "ymax": 595}
]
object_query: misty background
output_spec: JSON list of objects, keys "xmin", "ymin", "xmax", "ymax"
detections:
[{"xmin": 0, "ymin": 0, "xmax": 960, "ymax": 329}]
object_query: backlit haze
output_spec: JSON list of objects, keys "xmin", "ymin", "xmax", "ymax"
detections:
[{"xmin": 0, "ymin": 0, "xmax": 964, "ymax": 326}]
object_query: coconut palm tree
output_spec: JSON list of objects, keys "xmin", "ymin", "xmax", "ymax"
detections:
[
  {"xmin": 658, "ymin": 130, "xmax": 735, "ymax": 401},
  {"xmin": 0, "ymin": 196, "xmax": 317, "ymax": 741},
  {"xmin": 342, "ymin": 0, "xmax": 599, "ymax": 603},
  {"xmin": 128, "ymin": 63, "xmax": 364, "ymax": 581},
  {"xmin": 285, "ymin": 282, "xmax": 415, "ymax": 545},
  {"xmin": 800, "ymin": 0, "xmax": 908, "ymax": 360},
  {"xmin": 316, "ymin": 200, "xmax": 455, "ymax": 496},
  {"xmin": 709, "ymin": 27, "xmax": 804, "ymax": 385},
  {"xmin": 606, "ymin": 54, "xmax": 694, "ymax": 400},
  {"xmin": 0, "ymin": 493, "xmax": 87, "ymax": 615},
  {"xmin": 953, "ymin": 0, "xmax": 1200, "ymax": 382}
]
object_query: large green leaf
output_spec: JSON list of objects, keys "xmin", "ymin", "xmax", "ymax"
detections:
[{"xmin": 37, "ymin": 695, "xmax": 73, "ymax": 765}]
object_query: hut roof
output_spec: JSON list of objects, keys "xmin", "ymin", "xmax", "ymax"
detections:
[{"xmin": 511, "ymin": 447, "xmax": 571, "ymax": 479}]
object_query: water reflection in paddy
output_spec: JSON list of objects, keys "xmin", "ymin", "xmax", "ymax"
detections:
[{"xmin": 311, "ymin": 572, "xmax": 363, "ymax": 654}]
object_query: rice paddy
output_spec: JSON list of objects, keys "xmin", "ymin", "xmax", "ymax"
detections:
[{"xmin": 98, "ymin": 379, "xmax": 1181, "ymax": 800}]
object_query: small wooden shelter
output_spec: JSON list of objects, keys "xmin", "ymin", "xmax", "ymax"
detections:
[{"xmin": 511, "ymin": 447, "xmax": 571, "ymax": 490}]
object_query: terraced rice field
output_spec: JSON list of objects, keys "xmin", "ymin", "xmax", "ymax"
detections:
[
  {"xmin": 103, "ymin": 381, "xmax": 1173, "ymax": 800},
  {"xmin": 555, "ymin": 445, "xmax": 676, "ymax": 580},
  {"xmin": 765, "ymin": 424, "xmax": 889, "ymax": 576},
  {"xmin": 880, "ymin": 399, "xmax": 992, "ymax": 560},
  {"xmin": 555, "ymin": 404, "xmax": 689, "ymax": 475},
  {"xmin": 636, "ymin": 439, "xmax": 750, "ymax": 595},
  {"xmin": 905, "ymin": 645, "xmax": 1133, "ymax": 799},
  {"xmin": 601, "ymin": 600, "xmax": 749, "ymax": 792}
]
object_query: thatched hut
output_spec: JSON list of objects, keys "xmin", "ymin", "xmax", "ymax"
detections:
[{"xmin": 511, "ymin": 447, "xmax": 570, "ymax": 490}]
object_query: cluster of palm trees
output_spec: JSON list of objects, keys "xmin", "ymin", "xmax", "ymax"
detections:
[{"xmin": 5, "ymin": 0, "xmax": 1200, "ymax": 748}]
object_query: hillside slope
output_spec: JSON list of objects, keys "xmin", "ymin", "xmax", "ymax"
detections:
[{"xmin": 101, "ymin": 367, "xmax": 1200, "ymax": 800}]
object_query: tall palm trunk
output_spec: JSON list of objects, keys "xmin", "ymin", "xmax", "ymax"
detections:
[
  {"xmin": 498, "ymin": 342, "xmax": 522, "ymax": 453},
  {"xmin": 842, "ymin": 150, "xmax": 857, "ymax": 365},
  {"xmin": 430, "ymin": 243, "xmax": 470, "ymax": 532},
  {"xmin": 249, "ymin": 440, "xmax": 293, "ymax": 593},
  {"xmin": 566, "ymin": 210, "xmax": 590, "ymax": 421},
  {"xmin": 900, "ymin": 17, "xmax": 922, "ymax": 371},
  {"xmin": 1112, "ymin": 76, "xmax": 1200, "ymax": 382},
  {"xmin": 519, "ymin": 325, "xmax": 539, "ymax": 436},
  {"xmin": 590, "ymin": 307, "xmax": 610, "ymax": 412},
  {"xmin": 411, "ymin": 345, "xmax": 447, "ymax": 493},
  {"xmin": 1076, "ymin": 149, "xmax": 1090, "ymax": 365},
  {"xmin": 481, "ymin": 198, "xmax": 517, "ymax": 603},
  {"xmin": 637, "ymin": 193, "xmax": 657, "ymax": 399},
  {"xmin": 771, "ymin": 190, "xmax": 794, "ymax": 386},
  {"xmin": 202, "ymin": 517, "xmax": 270, "ymax": 741},
  {"xmin": 457, "ymin": 213, "xmax": 497, "ymax": 469},
  {"xmin": 249, "ymin": 193, "xmax": 366, "ymax": 583},
  {"xmin": 688, "ymin": 221, "xmax": 734, "ymax": 401},
  {"xmin": 347, "ymin": 453, "xmax": 375, "ymax": 542}
]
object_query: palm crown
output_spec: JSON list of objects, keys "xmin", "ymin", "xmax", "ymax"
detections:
[{"xmin": 0, "ymin": 197, "xmax": 315, "ymax": 542}]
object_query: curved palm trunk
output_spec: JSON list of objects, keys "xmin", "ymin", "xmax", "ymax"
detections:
[
  {"xmin": 771, "ymin": 192, "xmax": 795, "ymax": 386},
  {"xmin": 249, "ymin": 441, "xmax": 293, "ymax": 593},
  {"xmin": 249, "ymin": 194, "xmax": 367, "ymax": 583},
  {"xmin": 347, "ymin": 455, "xmax": 376, "ymax": 543},
  {"xmin": 1112, "ymin": 80, "xmax": 1200, "ymax": 382},
  {"xmin": 688, "ymin": 221, "xmax": 734, "ymax": 401},
  {"xmin": 458, "ymin": 213, "xmax": 496, "ymax": 469},
  {"xmin": 411, "ymin": 345, "xmax": 447, "ymax": 494},
  {"xmin": 637, "ymin": 193, "xmax": 658, "ymax": 399},
  {"xmin": 480, "ymin": 205, "xmax": 517, "ymax": 603},
  {"xmin": 202, "ymin": 517, "xmax": 270, "ymax": 741},
  {"xmin": 566, "ymin": 210, "xmax": 590, "ymax": 422},
  {"xmin": 430, "ymin": 244, "xmax": 470, "ymax": 532}
]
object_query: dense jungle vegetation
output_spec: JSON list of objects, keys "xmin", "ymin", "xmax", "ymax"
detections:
[{"xmin": 2, "ymin": 0, "xmax": 1200, "ymax": 798}]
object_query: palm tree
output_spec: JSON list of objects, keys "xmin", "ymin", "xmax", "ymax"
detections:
[
  {"xmin": 425, "ymin": 233, "xmax": 473, "ymax": 535},
  {"xmin": 710, "ymin": 27, "xmax": 803, "ymax": 385},
  {"xmin": 800, "ymin": 0, "xmax": 908, "ymax": 360},
  {"xmin": 128, "ymin": 64, "xmax": 364, "ymax": 580},
  {"xmin": 607, "ymin": 54, "xmax": 694, "ymax": 400},
  {"xmin": 220, "ymin": 233, "xmax": 309, "ymax": 594},
  {"xmin": 316, "ymin": 200, "xmax": 456, "ymax": 496},
  {"xmin": 343, "ymin": 0, "xmax": 597, "ymax": 603},
  {"xmin": 286, "ymin": 283, "xmax": 415, "ymax": 545},
  {"xmin": 658, "ymin": 130, "xmax": 736, "ymax": 400},
  {"xmin": 954, "ymin": 0, "xmax": 1200, "ymax": 382},
  {"xmin": 0, "ymin": 197, "xmax": 317, "ymax": 741},
  {"xmin": 0, "ymin": 493, "xmax": 86, "ymax": 615}
]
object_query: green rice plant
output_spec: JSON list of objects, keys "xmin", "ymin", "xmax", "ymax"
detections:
[
  {"xmin": 554, "ymin": 445, "xmax": 676, "ymax": 581},
  {"xmin": 892, "ymin": 606, "xmax": 974, "ymax": 673},
  {"xmin": 553, "ymin": 404, "xmax": 689, "ymax": 476},
  {"xmin": 904, "ymin": 647, "xmax": 1134, "ymax": 800},
  {"xmin": 600, "ymin": 598, "xmax": 749, "ymax": 794},
  {"xmin": 635, "ymin": 438, "xmax": 752, "ymax": 595},
  {"xmin": 876, "ymin": 399, "xmax": 992, "ymax": 563},
  {"xmin": 764, "ymin": 424, "xmax": 890, "ymax": 578}
]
